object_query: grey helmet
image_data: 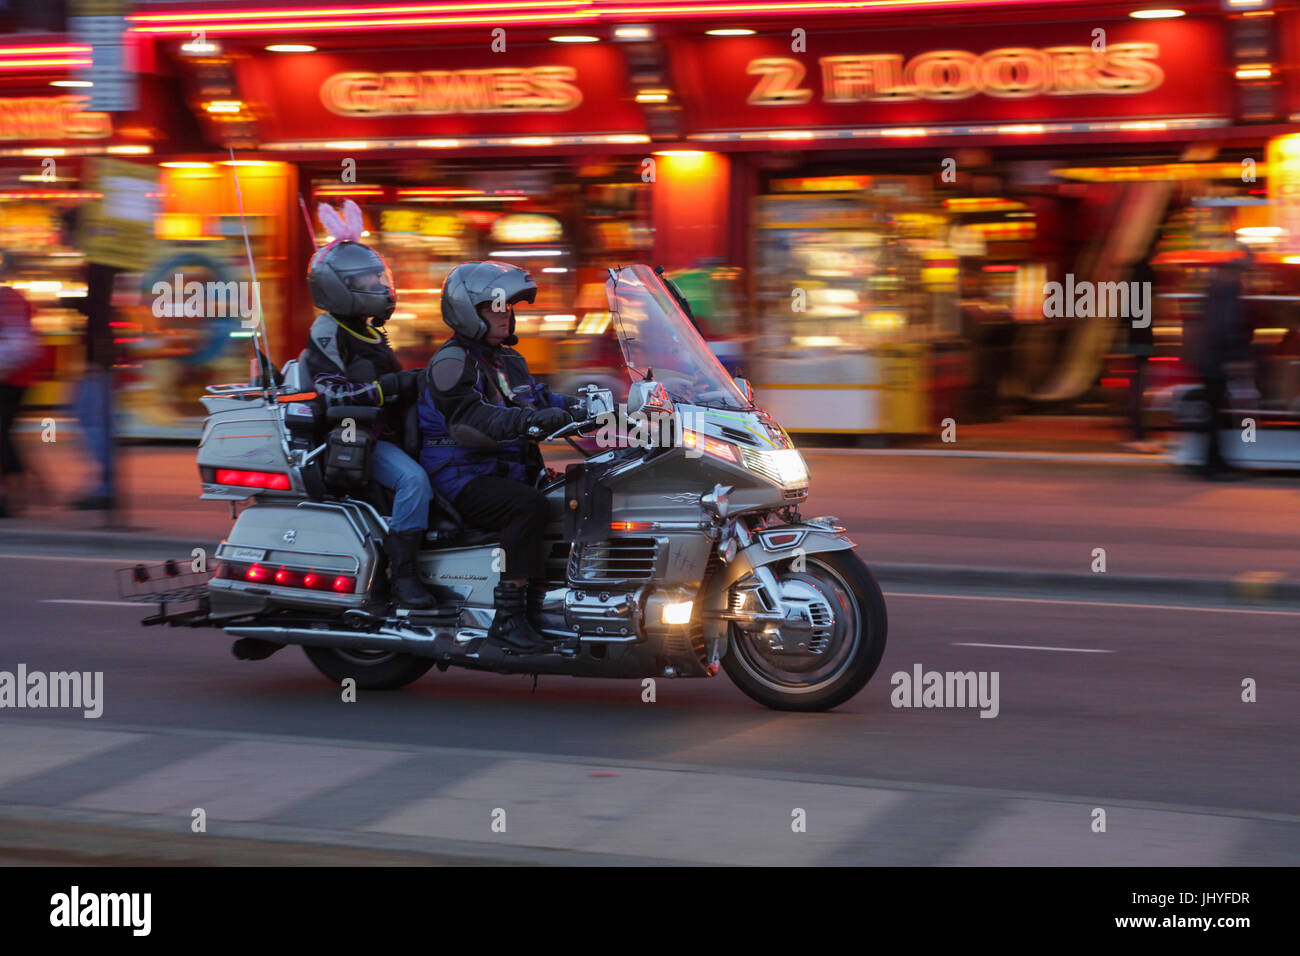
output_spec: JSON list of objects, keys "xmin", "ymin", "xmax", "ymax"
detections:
[
  {"xmin": 441, "ymin": 260, "xmax": 536, "ymax": 342},
  {"xmin": 307, "ymin": 239, "xmax": 396, "ymax": 325}
]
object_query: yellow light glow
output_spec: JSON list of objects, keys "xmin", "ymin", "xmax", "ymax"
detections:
[
  {"xmin": 1129, "ymin": 8, "xmax": 1185, "ymax": 18},
  {"xmin": 49, "ymin": 80, "xmax": 92, "ymax": 88},
  {"xmin": 265, "ymin": 44, "xmax": 316, "ymax": 53},
  {"xmin": 614, "ymin": 26, "xmax": 652, "ymax": 40},
  {"xmin": 205, "ymin": 101, "xmax": 242, "ymax": 113},
  {"xmin": 106, "ymin": 145, "xmax": 151, "ymax": 154},
  {"xmin": 1235, "ymin": 66, "xmax": 1272, "ymax": 80},
  {"xmin": 661, "ymin": 601, "xmax": 693, "ymax": 625},
  {"xmin": 635, "ymin": 90, "xmax": 670, "ymax": 103},
  {"xmin": 707, "ymin": 28, "xmax": 755, "ymax": 36},
  {"xmin": 159, "ymin": 161, "xmax": 213, "ymax": 168},
  {"xmin": 550, "ymin": 35, "xmax": 598, "ymax": 43},
  {"xmin": 416, "ymin": 138, "xmax": 461, "ymax": 148}
]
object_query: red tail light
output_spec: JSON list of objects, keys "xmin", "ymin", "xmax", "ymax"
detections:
[
  {"xmin": 302, "ymin": 573, "xmax": 320, "ymax": 589},
  {"xmin": 215, "ymin": 469, "xmax": 291, "ymax": 490},
  {"xmin": 332, "ymin": 576, "xmax": 356, "ymax": 592},
  {"xmin": 274, "ymin": 567, "xmax": 299, "ymax": 586},
  {"xmin": 245, "ymin": 564, "xmax": 266, "ymax": 581}
]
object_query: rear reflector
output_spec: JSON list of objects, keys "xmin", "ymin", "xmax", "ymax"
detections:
[{"xmin": 216, "ymin": 562, "xmax": 355, "ymax": 595}]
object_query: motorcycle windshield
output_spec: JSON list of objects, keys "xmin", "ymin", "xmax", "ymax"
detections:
[{"xmin": 605, "ymin": 264, "xmax": 751, "ymax": 410}]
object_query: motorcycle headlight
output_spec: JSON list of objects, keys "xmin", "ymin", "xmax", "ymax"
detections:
[{"xmin": 741, "ymin": 447, "xmax": 808, "ymax": 489}]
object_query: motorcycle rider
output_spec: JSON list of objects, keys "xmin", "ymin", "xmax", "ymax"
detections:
[
  {"xmin": 419, "ymin": 261, "xmax": 582, "ymax": 652},
  {"xmin": 303, "ymin": 201, "xmax": 437, "ymax": 610}
]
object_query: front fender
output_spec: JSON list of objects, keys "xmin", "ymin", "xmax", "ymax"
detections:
[{"xmin": 700, "ymin": 526, "xmax": 855, "ymax": 616}]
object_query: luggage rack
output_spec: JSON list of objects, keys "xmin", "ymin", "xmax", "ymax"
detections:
[{"xmin": 116, "ymin": 559, "xmax": 215, "ymax": 626}]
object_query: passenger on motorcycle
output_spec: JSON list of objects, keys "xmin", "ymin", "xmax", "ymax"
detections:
[
  {"xmin": 303, "ymin": 200, "xmax": 437, "ymax": 610},
  {"xmin": 420, "ymin": 261, "xmax": 582, "ymax": 652}
]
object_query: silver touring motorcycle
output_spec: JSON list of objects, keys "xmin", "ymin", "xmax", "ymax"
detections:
[{"xmin": 133, "ymin": 264, "xmax": 887, "ymax": 711}]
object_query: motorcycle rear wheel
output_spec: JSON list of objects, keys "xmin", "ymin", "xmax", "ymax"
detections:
[
  {"xmin": 722, "ymin": 550, "xmax": 887, "ymax": 712},
  {"xmin": 303, "ymin": 646, "xmax": 435, "ymax": 690}
]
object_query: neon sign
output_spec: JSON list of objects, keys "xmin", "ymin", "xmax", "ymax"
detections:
[
  {"xmin": 0, "ymin": 95, "xmax": 111, "ymax": 140},
  {"xmin": 749, "ymin": 44, "xmax": 1164, "ymax": 105},
  {"xmin": 321, "ymin": 67, "xmax": 583, "ymax": 116}
]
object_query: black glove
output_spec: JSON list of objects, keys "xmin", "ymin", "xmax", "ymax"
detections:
[
  {"xmin": 526, "ymin": 406, "xmax": 571, "ymax": 435},
  {"xmin": 377, "ymin": 370, "xmax": 419, "ymax": 404}
]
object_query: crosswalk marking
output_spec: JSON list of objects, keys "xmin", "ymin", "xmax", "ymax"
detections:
[
  {"xmin": 0, "ymin": 725, "xmax": 141, "ymax": 790},
  {"xmin": 71, "ymin": 740, "xmax": 410, "ymax": 822}
]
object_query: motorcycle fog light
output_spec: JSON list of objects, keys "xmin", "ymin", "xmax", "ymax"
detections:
[{"xmin": 661, "ymin": 601, "xmax": 694, "ymax": 625}]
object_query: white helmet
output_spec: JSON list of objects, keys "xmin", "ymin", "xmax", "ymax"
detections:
[{"xmin": 441, "ymin": 260, "xmax": 536, "ymax": 342}]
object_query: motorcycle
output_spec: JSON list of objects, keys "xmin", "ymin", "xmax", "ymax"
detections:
[{"xmin": 128, "ymin": 264, "xmax": 888, "ymax": 711}]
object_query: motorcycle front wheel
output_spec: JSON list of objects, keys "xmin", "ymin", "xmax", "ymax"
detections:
[
  {"xmin": 721, "ymin": 550, "xmax": 887, "ymax": 712},
  {"xmin": 303, "ymin": 646, "xmax": 435, "ymax": 690}
]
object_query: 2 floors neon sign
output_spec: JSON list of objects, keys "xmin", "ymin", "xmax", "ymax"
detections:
[{"xmin": 748, "ymin": 44, "xmax": 1164, "ymax": 104}]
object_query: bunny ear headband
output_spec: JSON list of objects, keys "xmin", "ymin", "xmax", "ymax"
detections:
[{"xmin": 317, "ymin": 199, "xmax": 365, "ymax": 242}]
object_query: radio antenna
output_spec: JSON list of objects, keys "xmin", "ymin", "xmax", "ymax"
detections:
[
  {"xmin": 228, "ymin": 148, "xmax": 292, "ymax": 462},
  {"xmin": 228, "ymin": 146, "xmax": 275, "ymax": 390}
]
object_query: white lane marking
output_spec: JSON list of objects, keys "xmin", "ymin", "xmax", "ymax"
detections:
[
  {"xmin": 952, "ymin": 642, "xmax": 1115, "ymax": 653},
  {"xmin": 42, "ymin": 599, "xmax": 141, "ymax": 607},
  {"xmin": 885, "ymin": 591, "xmax": 1300, "ymax": 616}
]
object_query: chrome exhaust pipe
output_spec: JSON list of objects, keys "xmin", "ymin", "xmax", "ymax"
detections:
[{"xmin": 224, "ymin": 625, "xmax": 426, "ymax": 652}]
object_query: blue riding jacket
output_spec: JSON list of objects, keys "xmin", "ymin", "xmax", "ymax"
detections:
[{"xmin": 418, "ymin": 334, "xmax": 573, "ymax": 501}]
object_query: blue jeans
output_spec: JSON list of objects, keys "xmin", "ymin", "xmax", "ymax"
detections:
[
  {"xmin": 370, "ymin": 440, "xmax": 431, "ymax": 532},
  {"xmin": 75, "ymin": 369, "xmax": 114, "ymax": 498}
]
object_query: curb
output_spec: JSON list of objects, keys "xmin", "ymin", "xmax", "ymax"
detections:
[{"xmin": 3, "ymin": 527, "xmax": 1297, "ymax": 608}]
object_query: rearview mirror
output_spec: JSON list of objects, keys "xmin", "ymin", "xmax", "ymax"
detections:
[
  {"xmin": 733, "ymin": 377, "xmax": 755, "ymax": 404},
  {"xmin": 628, "ymin": 380, "xmax": 673, "ymax": 418}
]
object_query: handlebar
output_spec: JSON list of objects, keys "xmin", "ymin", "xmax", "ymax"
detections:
[{"xmin": 526, "ymin": 417, "xmax": 597, "ymax": 442}]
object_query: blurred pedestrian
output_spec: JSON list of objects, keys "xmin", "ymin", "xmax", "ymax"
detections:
[
  {"xmin": 1122, "ymin": 238, "xmax": 1158, "ymax": 453},
  {"xmin": 60, "ymin": 208, "xmax": 120, "ymax": 510},
  {"xmin": 1192, "ymin": 248, "xmax": 1253, "ymax": 479},
  {"xmin": 0, "ymin": 256, "xmax": 40, "ymax": 517}
]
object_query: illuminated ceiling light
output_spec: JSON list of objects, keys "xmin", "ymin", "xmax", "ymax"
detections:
[
  {"xmin": 1235, "ymin": 65, "xmax": 1272, "ymax": 79},
  {"xmin": 996, "ymin": 124, "xmax": 1045, "ymax": 134},
  {"xmin": 322, "ymin": 140, "xmax": 369, "ymax": 149},
  {"xmin": 205, "ymin": 101, "xmax": 243, "ymax": 113},
  {"xmin": 770, "ymin": 130, "xmax": 814, "ymax": 139},
  {"xmin": 106, "ymin": 145, "xmax": 151, "ymax": 155},
  {"xmin": 510, "ymin": 136, "xmax": 555, "ymax": 146},
  {"xmin": 604, "ymin": 134, "xmax": 650, "ymax": 143},
  {"xmin": 654, "ymin": 149, "xmax": 705, "ymax": 156},
  {"xmin": 881, "ymin": 127, "xmax": 928, "ymax": 137},
  {"xmin": 416, "ymin": 138, "xmax": 460, "ymax": 148},
  {"xmin": 1226, "ymin": 0, "xmax": 1266, "ymax": 6},
  {"xmin": 707, "ymin": 28, "xmax": 755, "ymax": 36},
  {"xmin": 159, "ymin": 161, "xmax": 213, "ymax": 168},
  {"xmin": 1128, "ymin": 8, "xmax": 1185, "ymax": 18},
  {"xmin": 265, "ymin": 44, "xmax": 316, "ymax": 52},
  {"xmin": 614, "ymin": 25, "xmax": 653, "ymax": 40},
  {"xmin": 635, "ymin": 89, "xmax": 670, "ymax": 103},
  {"xmin": 180, "ymin": 40, "xmax": 220, "ymax": 54},
  {"xmin": 219, "ymin": 159, "xmax": 272, "ymax": 166},
  {"xmin": 550, "ymin": 35, "xmax": 598, "ymax": 43},
  {"xmin": 50, "ymin": 79, "xmax": 93, "ymax": 87}
]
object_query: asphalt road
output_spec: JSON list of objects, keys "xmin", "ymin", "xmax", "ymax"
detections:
[{"xmin": 0, "ymin": 550, "xmax": 1296, "ymax": 865}]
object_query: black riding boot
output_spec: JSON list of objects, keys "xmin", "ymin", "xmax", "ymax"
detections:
[
  {"xmin": 487, "ymin": 582, "xmax": 553, "ymax": 652},
  {"xmin": 385, "ymin": 530, "xmax": 436, "ymax": 610}
]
